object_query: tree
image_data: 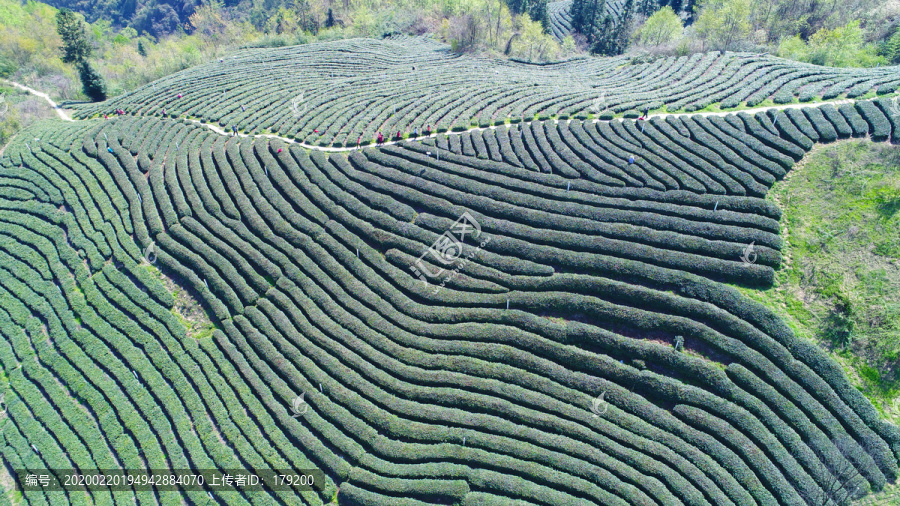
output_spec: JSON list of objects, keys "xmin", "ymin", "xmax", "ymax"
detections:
[
  {"xmin": 635, "ymin": 6, "xmax": 682, "ymax": 46},
  {"xmin": 57, "ymin": 7, "xmax": 106, "ymax": 102},
  {"xmin": 570, "ymin": 0, "xmax": 605, "ymax": 42},
  {"xmin": 881, "ymin": 26, "xmax": 900, "ymax": 65},
  {"xmin": 56, "ymin": 9, "xmax": 92, "ymax": 64},
  {"xmin": 591, "ymin": 0, "xmax": 633, "ymax": 55},
  {"xmin": 777, "ymin": 21, "xmax": 886, "ymax": 68},
  {"xmin": 693, "ymin": 0, "xmax": 751, "ymax": 51},
  {"xmin": 132, "ymin": 3, "xmax": 181, "ymax": 38},
  {"xmin": 510, "ymin": 13, "xmax": 560, "ymax": 61},
  {"xmin": 570, "ymin": 0, "xmax": 585, "ymax": 31},
  {"xmin": 325, "ymin": 8, "xmax": 335, "ymax": 28},
  {"xmin": 78, "ymin": 61, "xmax": 107, "ymax": 102},
  {"xmin": 803, "ymin": 436, "xmax": 870, "ymax": 505},
  {"xmin": 506, "ymin": 0, "xmax": 550, "ymax": 32}
]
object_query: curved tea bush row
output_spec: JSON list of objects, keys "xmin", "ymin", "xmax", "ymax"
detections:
[
  {"xmin": 0, "ymin": 132, "xmax": 333, "ymax": 505},
  {"xmin": 63, "ymin": 37, "xmax": 900, "ymax": 148},
  {"xmin": 548, "ymin": 1, "xmax": 574, "ymax": 41},
  {"xmin": 1, "ymin": 96, "xmax": 899, "ymax": 504},
  {"xmin": 548, "ymin": 0, "xmax": 631, "ymax": 42}
]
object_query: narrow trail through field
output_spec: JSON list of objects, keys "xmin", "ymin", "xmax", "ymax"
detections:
[
  {"xmin": 2, "ymin": 80, "xmax": 73, "ymax": 121},
  {"xmin": 1, "ymin": 77, "xmax": 859, "ymax": 153},
  {"xmin": 191, "ymin": 98, "xmax": 858, "ymax": 152}
]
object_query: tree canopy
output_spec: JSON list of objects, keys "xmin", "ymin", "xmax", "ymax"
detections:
[{"xmin": 55, "ymin": 8, "xmax": 91, "ymax": 63}]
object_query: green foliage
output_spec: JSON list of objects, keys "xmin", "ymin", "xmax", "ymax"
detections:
[
  {"xmin": 0, "ymin": 105, "xmax": 22, "ymax": 148},
  {"xmin": 0, "ymin": 56, "xmax": 15, "ymax": 78},
  {"xmin": 55, "ymin": 8, "xmax": 91, "ymax": 64},
  {"xmin": 590, "ymin": 0, "xmax": 633, "ymax": 54},
  {"xmin": 506, "ymin": 0, "xmax": 550, "ymax": 31},
  {"xmin": 777, "ymin": 21, "xmax": 887, "ymax": 68},
  {"xmin": 77, "ymin": 60, "xmax": 106, "ymax": 101},
  {"xmin": 6, "ymin": 20, "xmax": 900, "ymax": 503},
  {"xmin": 693, "ymin": 0, "xmax": 751, "ymax": 51},
  {"xmin": 866, "ymin": 177, "xmax": 900, "ymax": 219},
  {"xmin": 569, "ymin": 0, "xmax": 605, "ymax": 42},
  {"xmin": 880, "ymin": 26, "xmax": 900, "ymax": 65},
  {"xmin": 634, "ymin": 6, "xmax": 682, "ymax": 46},
  {"xmin": 743, "ymin": 139, "xmax": 900, "ymax": 416}
]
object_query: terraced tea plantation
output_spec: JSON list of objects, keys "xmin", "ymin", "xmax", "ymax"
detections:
[
  {"xmin": 65, "ymin": 37, "xmax": 900, "ymax": 149},
  {"xmin": 4, "ymin": 62, "xmax": 900, "ymax": 502},
  {"xmin": 548, "ymin": 0, "xmax": 630, "ymax": 42},
  {"xmin": 549, "ymin": 0, "xmax": 575, "ymax": 41}
]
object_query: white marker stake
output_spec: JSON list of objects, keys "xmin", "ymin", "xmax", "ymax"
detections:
[
  {"xmin": 463, "ymin": 437, "xmax": 466, "ymax": 445},
  {"xmin": 506, "ymin": 299, "xmax": 510, "ymax": 310},
  {"xmin": 133, "ymin": 370, "xmax": 138, "ymax": 380},
  {"xmin": 204, "ymin": 279, "xmax": 209, "ymax": 289},
  {"xmin": 641, "ymin": 123, "xmax": 645, "ymax": 134},
  {"xmin": 567, "ymin": 182, "xmax": 570, "ymax": 192},
  {"xmin": 714, "ymin": 201, "xmax": 718, "ymax": 211},
  {"xmin": 356, "ymin": 248, "xmax": 359, "ymax": 257},
  {"xmin": 31, "ymin": 444, "xmax": 39, "ymax": 454},
  {"xmin": 138, "ymin": 194, "xmax": 142, "ymax": 204},
  {"xmin": 319, "ymin": 383, "xmax": 323, "ymax": 393},
  {"xmin": 773, "ymin": 115, "xmax": 778, "ymax": 125}
]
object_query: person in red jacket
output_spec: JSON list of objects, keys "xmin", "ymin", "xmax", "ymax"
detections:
[
  {"xmin": 426, "ymin": 125, "xmax": 431, "ymax": 136},
  {"xmin": 377, "ymin": 132, "xmax": 384, "ymax": 145},
  {"xmin": 396, "ymin": 130, "xmax": 401, "ymax": 141}
]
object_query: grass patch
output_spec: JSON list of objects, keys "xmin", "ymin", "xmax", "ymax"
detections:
[
  {"xmin": 736, "ymin": 139, "xmax": 900, "ymax": 423},
  {"xmin": 145, "ymin": 263, "xmax": 217, "ymax": 340}
]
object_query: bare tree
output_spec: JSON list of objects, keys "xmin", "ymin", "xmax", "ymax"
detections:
[{"xmin": 805, "ymin": 436, "xmax": 871, "ymax": 506}]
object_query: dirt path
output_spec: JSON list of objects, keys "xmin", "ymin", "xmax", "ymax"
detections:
[
  {"xmin": 2, "ymin": 79, "xmax": 74, "ymax": 121},
  {"xmin": 2, "ymin": 78, "xmax": 862, "ymax": 153},
  {"xmin": 190, "ymin": 98, "xmax": 859, "ymax": 152}
]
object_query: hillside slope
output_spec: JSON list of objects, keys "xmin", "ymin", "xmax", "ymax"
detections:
[
  {"xmin": 63, "ymin": 37, "xmax": 900, "ymax": 148},
  {"xmin": 3, "ymin": 88, "xmax": 900, "ymax": 503}
]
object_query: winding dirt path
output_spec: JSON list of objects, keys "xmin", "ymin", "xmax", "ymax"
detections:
[
  {"xmin": 192, "ymin": 98, "xmax": 859, "ymax": 152},
  {"xmin": 2, "ymin": 78, "xmax": 860, "ymax": 153},
  {"xmin": 2, "ymin": 79, "xmax": 74, "ymax": 121}
]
